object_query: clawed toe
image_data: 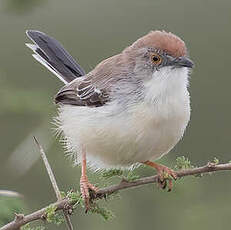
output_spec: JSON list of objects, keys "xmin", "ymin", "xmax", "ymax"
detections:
[
  {"xmin": 156, "ymin": 167, "xmax": 177, "ymax": 192},
  {"xmin": 80, "ymin": 176, "xmax": 98, "ymax": 212},
  {"xmin": 157, "ymin": 177, "xmax": 167, "ymax": 190},
  {"xmin": 143, "ymin": 161, "xmax": 177, "ymax": 192}
]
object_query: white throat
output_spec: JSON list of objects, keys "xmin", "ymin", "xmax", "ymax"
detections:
[{"xmin": 144, "ymin": 67, "xmax": 189, "ymax": 105}]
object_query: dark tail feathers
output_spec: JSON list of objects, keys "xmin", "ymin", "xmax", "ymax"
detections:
[{"xmin": 26, "ymin": 30, "xmax": 85, "ymax": 84}]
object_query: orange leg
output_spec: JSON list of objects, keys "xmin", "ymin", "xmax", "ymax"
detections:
[
  {"xmin": 143, "ymin": 161, "xmax": 177, "ymax": 192},
  {"xmin": 80, "ymin": 147, "xmax": 98, "ymax": 212}
]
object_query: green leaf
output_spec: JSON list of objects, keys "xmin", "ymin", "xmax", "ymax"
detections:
[
  {"xmin": 89, "ymin": 203, "xmax": 114, "ymax": 221},
  {"xmin": 21, "ymin": 223, "xmax": 45, "ymax": 230},
  {"xmin": 175, "ymin": 156, "xmax": 193, "ymax": 170},
  {"xmin": 213, "ymin": 157, "xmax": 219, "ymax": 165},
  {"xmin": 101, "ymin": 169, "xmax": 123, "ymax": 179},
  {"xmin": 125, "ymin": 171, "xmax": 140, "ymax": 182},
  {"xmin": 66, "ymin": 190, "xmax": 83, "ymax": 208},
  {"xmin": 45, "ymin": 205, "xmax": 64, "ymax": 225}
]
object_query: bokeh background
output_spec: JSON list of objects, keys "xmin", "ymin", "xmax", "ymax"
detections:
[{"xmin": 0, "ymin": 0, "xmax": 231, "ymax": 229}]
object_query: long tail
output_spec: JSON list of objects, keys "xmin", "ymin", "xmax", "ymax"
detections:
[{"xmin": 26, "ymin": 30, "xmax": 85, "ymax": 84}]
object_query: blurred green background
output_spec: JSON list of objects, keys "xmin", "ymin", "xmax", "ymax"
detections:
[{"xmin": 0, "ymin": 0, "xmax": 231, "ymax": 229}]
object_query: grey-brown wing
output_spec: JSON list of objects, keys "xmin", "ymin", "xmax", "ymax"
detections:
[
  {"xmin": 54, "ymin": 53, "xmax": 123, "ymax": 107},
  {"xmin": 55, "ymin": 79, "xmax": 110, "ymax": 107}
]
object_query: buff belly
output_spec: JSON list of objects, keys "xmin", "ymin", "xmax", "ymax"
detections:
[{"xmin": 57, "ymin": 98, "xmax": 190, "ymax": 170}]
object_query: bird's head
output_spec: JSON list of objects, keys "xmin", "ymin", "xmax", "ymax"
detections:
[{"xmin": 122, "ymin": 30, "xmax": 194, "ymax": 83}]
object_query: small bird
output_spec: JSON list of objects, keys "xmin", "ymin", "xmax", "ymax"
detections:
[{"xmin": 26, "ymin": 30, "xmax": 193, "ymax": 210}]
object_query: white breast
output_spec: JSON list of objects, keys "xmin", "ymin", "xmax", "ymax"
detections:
[{"xmin": 57, "ymin": 67, "xmax": 190, "ymax": 170}]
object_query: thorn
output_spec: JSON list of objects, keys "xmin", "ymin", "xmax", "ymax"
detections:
[
  {"xmin": 207, "ymin": 162, "xmax": 216, "ymax": 168},
  {"xmin": 14, "ymin": 213, "xmax": 24, "ymax": 222},
  {"xmin": 33, "ymin": 136, "xmax": 39, "ymax": 146},
  {"xmin": 41, "ymin": 214, "xmax": 47, "ymax": 220},
  {"xmin": 67, "ymin": 208, "xmax": 73, "ymax": 215},
  {"xmin": 120, "ymin": 178, "xmax": 129, "ymax": 184}
]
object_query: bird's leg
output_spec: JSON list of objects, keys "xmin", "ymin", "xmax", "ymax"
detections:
[
  {"xmin": 142, "ymin": 161, "xmax": 177, "ymax": 191},
  {"xmin": 80, "ymin": 147, "xmax": 98, "ymax": 212}
]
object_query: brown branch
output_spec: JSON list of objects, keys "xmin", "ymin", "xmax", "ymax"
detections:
[
  {"xmin": 0, "ymin": 199, "xmax": 69, "ymax": 230},
  {"xmin": 1, "ymin": 162, "xmax": 231, "ymax": 230},
  {"xmin": 97, "ymin": 162, "xmax": 231, "ymax": 196}
]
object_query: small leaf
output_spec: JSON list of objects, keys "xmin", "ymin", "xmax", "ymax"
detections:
[
  {"xmin": 60, "ymin": 191, "xmax": 66, "ymax": 199},
  {"xmin": 45, "ymin": 205, "xmax": 64, "ymax": 225},
  {"xmin": 21, "ymin": 224, "xmax": 45, "ymax": 230},
  {"xmin": 89, "ymin": 203, "xmax": 114, "ymax": 221},
  {"xmin": 66, "ymin": 190, "xmax": 83, "ymax": 208},
  {"xmin": 175, "ymin": 156, "xmax": 193, "ymax": 170},
  {"xmin": 125, "ymin": 171, "xmax": 140, "ymax": 182},
  {"xmin": 101, "ymin": 169, "xmax": 123, "ymax": 179},
  {"xmin": 213, "ymin": 157, "xmax": 219, "ymax": 165}
]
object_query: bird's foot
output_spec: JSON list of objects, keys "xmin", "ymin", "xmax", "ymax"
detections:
[
  {"xmin": 143, "ymin": 161, "xmax": 177, "ymax": 192},
  {"xmin": 80, "ymin": 176, "xmax": 98, "ymax": 212},
  {"xmin": 156, "ymin": 164, "xmax": 177, "ymax": 191}
]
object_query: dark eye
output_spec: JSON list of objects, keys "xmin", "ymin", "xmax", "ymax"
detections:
[{"xmin": 151, "ymin": 53, "xmax": 162, "ymax": 65}]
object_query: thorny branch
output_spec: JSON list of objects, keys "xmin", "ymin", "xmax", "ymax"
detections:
[{"xmin": 1, "ymin": 160, "xmax": 231, "ymax": 230}]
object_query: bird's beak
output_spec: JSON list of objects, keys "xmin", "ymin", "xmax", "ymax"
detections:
[{"xmin": 175, "ymin": 57, "xmax": 194, "ymax": 68}]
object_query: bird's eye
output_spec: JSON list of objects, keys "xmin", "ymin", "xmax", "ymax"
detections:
[{"xmin": 151, "ymin": 53, "xmax": 162, "ymax": 65}]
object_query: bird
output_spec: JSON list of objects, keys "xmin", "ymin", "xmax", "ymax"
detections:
[{"xmin": 26, "ymin": 30, "xmax": 193, "ymax": 211}]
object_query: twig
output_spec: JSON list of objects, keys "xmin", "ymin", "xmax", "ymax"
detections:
[
  {"xmin": 63, "ymin": 214, "xmax": 73, "ymax": 230},
  {"xmin": 33, "ymin": 137, "xmax": 61, "ymax": 200},
  {"xmin": 97, "ymin": 162, "xmax": 231, "ymax": 196},
  {"xmin": 33, "ymin": 137, "xmax": 73, "ymax": 230},
  {"xmin": 2, "ymin": 161, "xmax": 231, "ymax": 230},
  {"xmin": 0, "ymin": 199, "xmax": 69, "ymax": 230}
]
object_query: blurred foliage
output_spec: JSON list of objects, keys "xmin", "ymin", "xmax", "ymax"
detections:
[
  {"xmin": 89, "ymin": 203, "xmax": 114, "ymax": 221},
  {"xmin": 21, "ymin": 224, "xmax": 45, "ymax": 230},
  {"xmin": 0, "ymin": 87, "xmax": 50, "ymax": 115},
  {"xmin": 2, "ymin": 0, "xmax": 46, "ymax": 14},
  {"xmin": 0, "ymin": 196, "xmax": 25, "ymax": 227}
]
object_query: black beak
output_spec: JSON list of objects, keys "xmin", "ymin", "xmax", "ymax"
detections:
[{"xmin": 175, "ymin": 57, "xmax": 194, "ymax": 68}]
